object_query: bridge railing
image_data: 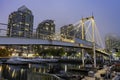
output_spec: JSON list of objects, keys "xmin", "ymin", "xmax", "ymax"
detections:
[
  {"xmin": 0, "ymin": 28, "xmax": 76, "ymax": 42},
  {"xmin": 0, "ymin": 29, "xmax": 7, "ymax": 36},
  {"xmin": 0, "ymin": 28, "xmax": 102, "ymax": 49}
]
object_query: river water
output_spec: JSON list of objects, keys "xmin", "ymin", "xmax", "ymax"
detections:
[{"xmin": 0, "ymin": 63, "xmax": 83, "ymax": 80}]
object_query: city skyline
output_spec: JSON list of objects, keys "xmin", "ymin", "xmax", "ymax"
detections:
[{"xmin": 0, "ymin": 0, "xmax": 120, "ymax": 39}]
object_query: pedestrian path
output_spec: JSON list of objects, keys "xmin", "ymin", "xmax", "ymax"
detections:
[
  {"xmin": 95, "ymin": 66, "xmax": 108, "ymax": 79},
  {"xmin": 82, "ymin": 66, "xmax": 109, "ymax": 80}
]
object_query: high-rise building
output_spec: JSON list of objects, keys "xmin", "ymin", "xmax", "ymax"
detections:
[
  {"xmin": 105, "ymin": 34, "xmax": 120, "ymax": 52},
  {"xmin": 60, "ymin": 24, "xmax": 75, "ymax": 40},
  {"xmin": 7, "ymin": 5, "xmax": 34, "ymax": 56},
  {"xmin": 60, "ymin": 24, "xmax": 82, "ymax": 40},
  {"xmin": 36, "ymin": 20, "xmax": 55, "ymax": 39},
  {"xmin": 7, "ymin": 5, "xmax": 34, "ymax": 38}
]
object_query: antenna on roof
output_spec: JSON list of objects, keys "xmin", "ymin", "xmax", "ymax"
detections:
[{"xmin": 92, "ymin": 12, "xmax": 94, "ymax": 19}]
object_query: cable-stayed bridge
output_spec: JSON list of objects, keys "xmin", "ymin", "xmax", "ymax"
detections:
[{"xmin": 0, "ymin": 16, "xmax": 110, "ymax": 68}]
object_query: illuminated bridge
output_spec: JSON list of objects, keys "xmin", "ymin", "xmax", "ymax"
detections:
[
  {"xmin": 0, "ymin": 36, "xmax": 109, "ymax": 56},
  {"xmin": 0, "ymin": 16, "xmax": 110, "ymax": 67}
]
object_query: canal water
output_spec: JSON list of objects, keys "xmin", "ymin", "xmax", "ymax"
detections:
[{"xmin": 0, "ymin": 63, "xmax": 84, "ymax": 80}]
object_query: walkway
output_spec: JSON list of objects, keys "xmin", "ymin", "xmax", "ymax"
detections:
[{"xmin": 82, "ymin": 66, "xmax": 109, "ymax": 80}]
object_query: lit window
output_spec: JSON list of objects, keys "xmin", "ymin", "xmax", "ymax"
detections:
[
  {"xmin": 45, "ymin": 23, "xmax": 49, "ymax": 26},
  {"xmin": 25, "ymin": 23, "xmax": 29, "ymax": 26},
  {"xmin": 20, "ymin": 13, "xmax": 23, "ymax": 15},
  {"xmin": 18, "ymin": 31, "xmax": 23, "ymax": 36},
  {"xmin": 19, "ymin": 22, "xmax": 22, "ymax": 24},
  {"xmin": 46, "ymin": 27, "xmax": 48, "ymax": 30},
  {"xmin": 51, "ymin": 27, "xmax": 53, "ymax": 30},
  {"xmin": 25, "ymin": 28, "xmax": 29, "ymax": 31},
  {"xmin": 13, "ymin": 24, "xmax": 16, "ymax": 26}
]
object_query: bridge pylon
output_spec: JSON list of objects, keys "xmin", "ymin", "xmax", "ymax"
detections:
[{"xmin": 74, "ymin": 16, "xmax": 99, "ymax": 68}]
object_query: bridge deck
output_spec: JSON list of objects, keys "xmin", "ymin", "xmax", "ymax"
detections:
[{"xmin": 0, "ymin": 36, "xmax": 109, "ymax": 56}]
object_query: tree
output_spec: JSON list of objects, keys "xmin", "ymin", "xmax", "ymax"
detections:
[
  {"xmin": 57, "ymin": 48, "xmax": 65, "ymax": 57},
  {"xmin": 33, "ymin": 45, "xmax": 43, "ymax": 55},
  {"xmin": 0, "ymin": 48, "xmax": 12, "ymax": 57},
  {"xmin": 67, "ymin": 51, "xmax": 76, "ymax": 56},
  {"xmin": 116, "ymin": 51, "xmax": 120, "ymax": 57}
]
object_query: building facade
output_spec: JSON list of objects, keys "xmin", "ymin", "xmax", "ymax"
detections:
[
  {"xmin": 60, "ymin": 24, "xmax": 82, "ymax": 41},
  {"xmin": 7, "ymin": 5, "xmax": 34, "ymax": 38},
  {"xmin": 105, "ymin": 34, "xmax": 120, "ymax": 52},
  {"xmin": 36, "ymin": 20, "xmax": 55, "ymax": 40},
  {"xmin": 60, "ymin": 24, "xmax": 74, "ymax": 40},
  {"xmin": 7, "ymin": 5, "xmax": 34, "ymax": 56}
]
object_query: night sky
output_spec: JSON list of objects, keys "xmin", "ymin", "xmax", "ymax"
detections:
[{"xmin": 0, "ymin": 0, "xmax": 120, "ymax": 38}]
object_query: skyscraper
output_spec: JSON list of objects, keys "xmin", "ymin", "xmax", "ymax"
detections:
[
  {"xmin": 60, "ymin": 24, "xmax": 82, "ymax": 40},
  {"xmin": 36, "ymin": 20, "xmax": 55, "ymax": 40},
  {"xmin": 7, "ymin": 5, "xmax": 34, "ymax": 38},
  {"xmin": 7, "ymin": 5, "xmax": 34, "ymax": 56}
]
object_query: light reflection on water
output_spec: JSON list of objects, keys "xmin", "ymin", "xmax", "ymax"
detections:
[
  {"xmin": 0, "ymin": 63, "xmax": 81, "ymax": 80},
  {"xmin": 1, "ymin": 64, "xmax": 28, "ymax": 80}
]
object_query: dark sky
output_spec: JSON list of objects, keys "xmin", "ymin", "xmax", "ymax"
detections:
[{"xmin": 0, "ymin": 0, "xmax": 120, "ymax": 38}]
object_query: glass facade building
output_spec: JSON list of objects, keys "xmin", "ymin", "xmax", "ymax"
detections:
[
  {"xmin": 36, "ymin": 20, "xmax": 55, "ymax": 39},
  {"xmin": 7, "ymin": 5, "xmax": 34, "ymax": 38},
  {"xmin": 7, "ymin": 5, "xmax": 34, "ymax": 56},
  {"xmin": 60, "ymin": 24, "xmax": 82, "ymax": 40}
]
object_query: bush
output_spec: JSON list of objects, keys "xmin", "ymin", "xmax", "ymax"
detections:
[{"xmin": 0, "ymin": 48, "xmax": 12, "ymax": 57}]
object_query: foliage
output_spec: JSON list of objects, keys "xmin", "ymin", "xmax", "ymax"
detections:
[
  {"xmin": 116, "ymin": 51, "xmax": 120, "ymax": 57},
  {"xmin": 57, "ymin": 48, "xmax": 65, "ymax": 56},
  {"xmin": 34, "ymin": 47, "xmax": 66, "ymax": 57},
  {"xmin": 67, "ymin": 51, "xmax": 76, "ymax": 56},
  {"xmin": 41, "ymin": 48, "xmax": 66, "ymax": 57},
  {"xmin": 0, "ymin": 48, "xmax": 12, "ymax": 57},
  {"xmin": 33, "ymin": 53, "xmax": 39, "ymax": 57},
  {"xmin": 34, "ymin": 46, "xmax": 79, "ymax": 57},
  {"xmin": 33, "ymin": 45, "xmax": 42, "ymax": 55}
]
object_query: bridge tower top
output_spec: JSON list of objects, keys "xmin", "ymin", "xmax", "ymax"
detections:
[{"xmin": 73, "ymin": 16, "xmax": 104, "ymax": 49}]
